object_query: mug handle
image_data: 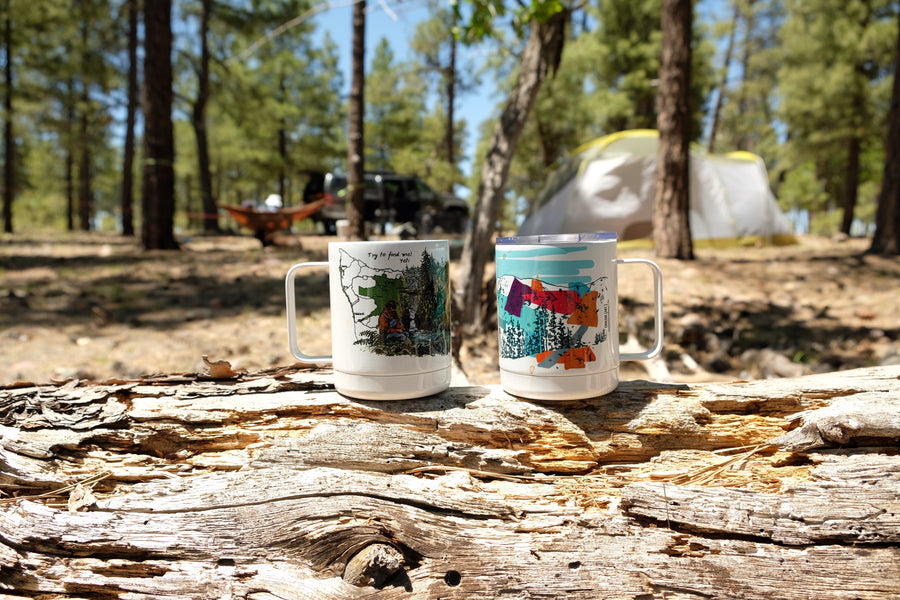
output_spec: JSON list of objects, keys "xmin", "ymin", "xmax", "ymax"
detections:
[
  {"xmin": 616, "ymin": 258, "xmax": 663, "ymax": 361},
  {"xmin": 285, "ymin": 262, "xmax": 333, "ymax": 364}
]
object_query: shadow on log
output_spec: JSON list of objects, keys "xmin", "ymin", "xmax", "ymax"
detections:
[{"xmin": 1, "ymin": 366, "xmax": 898, "ymax": 599}]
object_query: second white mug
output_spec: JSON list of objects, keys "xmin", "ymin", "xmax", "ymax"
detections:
[{"xmin": 496, "ymin": 232, "xmax": 663, "ymax": 401}]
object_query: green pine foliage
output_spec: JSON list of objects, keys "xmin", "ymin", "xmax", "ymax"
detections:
[
  {"xmin": 2, "ymin": 0, "xmax": 896, "ymax": 237},
  {"xmin": 775, "ymin": 0, "xmax": 897, "ymax": 230},
  {"xmin": 364, "ymin": 39, "xmax": 429, "ymax": 171},
  {"xmin": 707, "ymin": 0, "xmax": 784, "ymax": 158}
]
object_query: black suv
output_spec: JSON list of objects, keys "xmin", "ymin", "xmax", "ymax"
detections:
[{"xmin": 302, "ymin": 171, "xmax": 469, "ymax": 235}]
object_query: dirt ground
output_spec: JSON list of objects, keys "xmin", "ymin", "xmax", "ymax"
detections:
[{"xmin": 1, "ymin": 230, "xmax": 898, "ymax": 387}]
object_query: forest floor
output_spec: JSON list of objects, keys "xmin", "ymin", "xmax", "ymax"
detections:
[{"xmin": 1, "ymin": 230, "xmax": 899, "ymax": 387}]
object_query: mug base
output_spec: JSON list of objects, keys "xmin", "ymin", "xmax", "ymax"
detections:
[
  {"xmin": 334, "ymin": 367, "xmax": 451, "ymax": 401},
  {"xmin": 500, "ymin": 367, "xmax": 619, "ymax": 401}
]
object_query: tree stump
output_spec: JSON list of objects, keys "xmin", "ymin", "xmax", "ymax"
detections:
[{"xmin": 1, "ymin": 365, "xmax": 898, "ymax": 599}]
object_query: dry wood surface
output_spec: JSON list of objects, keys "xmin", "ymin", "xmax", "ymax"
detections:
[{"xmin": 1, "ymin": 365, "xmax": 898, "ymax": 599}]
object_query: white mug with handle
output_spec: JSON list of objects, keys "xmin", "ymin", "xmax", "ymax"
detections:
[
  {"xmin": 286, "ymin": 239, "xmax": 452, "ymax": 400},
  {"xmin": 496, "ymin": 232, "xmax": 663, "ymax": 401}
]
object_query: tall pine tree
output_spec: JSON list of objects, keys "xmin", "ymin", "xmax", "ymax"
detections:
[
  {"xmin": 869, "ymin": 8, "xmax": 900, "ymax": 254},
  {"xmin": 142, "ymin": 0, "xmax": 178, "ymax": 250},
  {"xmin": 654, "ymin": 0, "xmax": 694, "ymax": 259}
]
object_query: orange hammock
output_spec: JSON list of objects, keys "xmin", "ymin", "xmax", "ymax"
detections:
[{"xmin": 219, "ymin": 198, "xmax": 328, "ymax": 239}]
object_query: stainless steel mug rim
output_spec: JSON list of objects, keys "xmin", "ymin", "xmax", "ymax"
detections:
[{"xmin": 496, "ymin": 232, "xmax": 617, "ymax": 245}]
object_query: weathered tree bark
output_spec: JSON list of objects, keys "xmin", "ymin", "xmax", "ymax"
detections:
[
  {"xmin": 457, "ymin": 10, "xmax": 569, "ymax": 332},
  {"xmin": 1, "ymin": 366, "xmax": 898, "ymax": 599},
  {"xmin": 654, "ymin": 0, "xmax": 694, "ymax": 260}
]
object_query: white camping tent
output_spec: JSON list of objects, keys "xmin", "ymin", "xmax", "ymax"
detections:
[{"xmin": 518, "ymin": 130, "xmax": 796, "ymax": 245}]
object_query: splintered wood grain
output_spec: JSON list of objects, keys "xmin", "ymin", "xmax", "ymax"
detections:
[
  {"xmin": 1, "ymin": 366, "xmax": 898, "ymax": 599},
  {"xmin": 622, "ymin": 454, "xmax": 900, "ymax": 545},
  {"xmin": 3, "ymin": 467, "xmax": 899, "ymax": 600}
]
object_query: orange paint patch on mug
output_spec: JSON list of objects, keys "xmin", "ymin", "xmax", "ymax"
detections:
[
  {"xmin": 567, "ymin": 291, "xmax": 599, "ymax": 327},
  {"xmin": 536, "ymin": 346, "xmax": 597, "ymax": 370}
]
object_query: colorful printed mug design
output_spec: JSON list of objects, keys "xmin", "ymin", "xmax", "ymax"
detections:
[
  {"xmin": 498, "ymin": 276, "xmax": 610, "ymax": 369},
  {"xmin": 497, "ymin": 245, "xmax": 610, "ymax": 371},
  {"xmin": 338, "ymin": 247, "xmax": 450, "ymax": 357}
]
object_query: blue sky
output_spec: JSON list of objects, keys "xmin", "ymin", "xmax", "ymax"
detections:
[
  {"xmin": 312, "ymin": 0, "xmax": 500, "ymax": 185},
  {"xmin": 311, "ymin": 0, "xmax": 728, "ymax": 187}
]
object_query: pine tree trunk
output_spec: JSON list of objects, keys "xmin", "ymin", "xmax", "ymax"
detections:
[
  {"xmin": 869, "ymin": 10, "xmax": 900, "ymax": 255},
  {"xmin": 734, "ymin": 1, "xmax": 754, "ymax": 151},
  {"xmin": 121, "ymin": 0, "xmax": 138, "ymax": 237},
  {"xmin": 347, "ymin": 0, "xmax": 366, "ymax": 240},
  {"xmin": 445, "ymin": 30, "xmax": 456, "ymax": 180},
  {"xmin": 65, "ymin": 146, "xmax": 74, "ymax": 231},
  {"xmin": 193, "ymin": 0, "xmax": 217, "ymax": 234},
  {"xmin": 78, "ymin": 111, "xmax": 92, "ymax": 231},
  {"xmin": 78, "ymin": 19, "xmax": 93, "ymax": 232},
  {"xmin": 840, "ymin": 136, "xmax": 861, "ymax": 235},
  {"xmin": 278, "ymin": 110, "xmax": 288, "ymax": 203},
  {"xmin": 185, "ymin": 174, "xmax": 197, "ymax": 229},
  {"xmin": 653, "ymin": 0, "xmax": 694, "ymax": 260},
  {"xmin": 1, "ymin": 2, "xmax": 12, "ymax": 235},
  {"xmin": 141, "ymin": 0, "xmax": 179, "ymax": 251},
  {"xmin": 706, "ymin": 0, "xmax": 739, "ymax": 153},
  {"xmin": 65, "ymin": 83, "xmax": 76, "ymax": 231},
  {"xmin": 457, "ymin": 11, "xmax": 569, "ymax": 331}
]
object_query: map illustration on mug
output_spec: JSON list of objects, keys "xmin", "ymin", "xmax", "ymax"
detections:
[
  {"xmin": 286, "ymin": 239, "xmax": 452, "ymax": 400},
  {"xmin": 338, "ymin": 247, "xmax": 450, "ymax": 358}
]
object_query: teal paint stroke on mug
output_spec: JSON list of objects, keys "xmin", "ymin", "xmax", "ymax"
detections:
[
  {"xmin": 497, "ymin": 245, "xmax": 589, "ymax": 258},
  {"xmin": 496, "ymin": 252, "xmax": 596, "ymax": 286}
]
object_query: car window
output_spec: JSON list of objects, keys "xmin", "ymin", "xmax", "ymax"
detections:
[
  {"xmin": 383, "ymin": 180, "xmax": 405, "ymax": 201},
  {"xmin": 364, "ymin": 179, "xmax": 381, "ymax": 199},
  {"xmin": 417, "ymin": 180, "xmax": 438, "ymax": 203},
  {"xmin": 326, "ymin": 176, "xmax": 348, "ymax": 196},
  {"xmin": 324, "ymin": 175, "xmax": 381, "ymax": 200}
]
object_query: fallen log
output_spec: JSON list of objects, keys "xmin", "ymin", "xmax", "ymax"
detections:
[{"xmin": 1, "ymin": 365, "xmax": 898, "ymax": 599}]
